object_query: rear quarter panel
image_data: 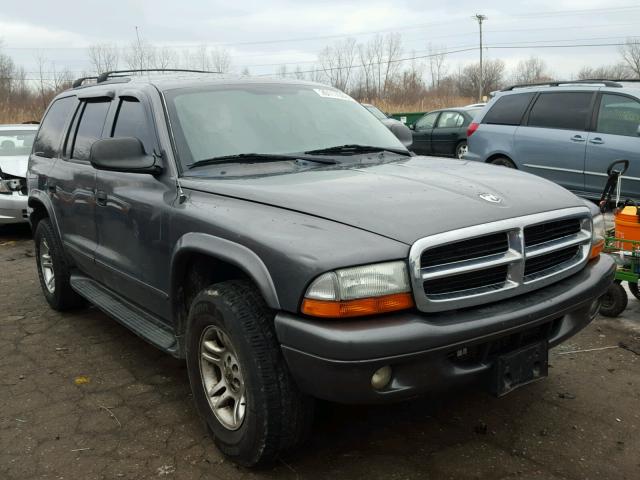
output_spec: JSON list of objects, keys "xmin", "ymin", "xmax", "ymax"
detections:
[{"xmin": 467, "ymin": 124, "xmax": 518, "ymax": 163}]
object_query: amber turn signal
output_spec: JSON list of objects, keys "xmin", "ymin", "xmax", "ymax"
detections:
[
  {"xmin": 590, "ymin": 239, "xmax": 604, "ymax": 260},
  {"xmin": 301, "ymin": 292, "xmax": 414, "ymax": 318}
]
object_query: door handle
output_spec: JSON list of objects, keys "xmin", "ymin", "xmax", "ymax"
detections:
[
  {"xmin": 589, "ymin": 137, "xmax": 605, "ymax": 145},
  {"xmin": 95, "ymin": 190, "xmax": 107, "ymax": 206},
  {"xmin": 570, "ymin": 135, "xmax": 586, "ymax": 142}
]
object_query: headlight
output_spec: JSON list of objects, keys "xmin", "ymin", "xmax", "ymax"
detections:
[
  {"xmin": 0, "ymin": 178, "xmax": 25, "ymax": 194},
  {"xmin": 301, "ymin": 261, "xmax": 414, "ymax": 318},
  {"xmin": 590, "ymin": 213, "xmax": 605, "ymax": 259}
]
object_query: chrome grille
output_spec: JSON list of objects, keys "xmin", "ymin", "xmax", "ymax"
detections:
[{"xmin": 409, "ymin": 207, "xmax": 592, "ymax": 312}]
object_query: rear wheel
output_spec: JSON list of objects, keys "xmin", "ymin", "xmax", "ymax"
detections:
[
  {"xmin": 185, "ymin": 280, "xmax": 314, "ymax": 466},
  {"xmin": 489, "ymin": 156, "xmax": 516, "ymax": 168},
  {"xmin": 599, "ymin": 281, "xmax": 628, "ymax": 317},
  {"xmin": 34, "ymin": 218, "xmax": 84, "ymax": 310},
  {"xmin": 455, "ymin": 141, "xmax": 468, "ymax": 159}
]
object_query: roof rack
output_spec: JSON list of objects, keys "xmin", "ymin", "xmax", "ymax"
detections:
[
  {"xmin": 501, "ymin": 79, "xmax": 623, "ymax": 91},
  {"xmin": 95, "ymin": 69, "xmax": 221, "ymax": 83},
  {"xmin": 71, "ymin": 76, "xmax": 98, "ymax": 88}
]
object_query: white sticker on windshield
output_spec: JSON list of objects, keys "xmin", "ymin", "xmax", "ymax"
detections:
[{"xmin": 313, "ymin": 88, "xmax": 355, "ymax": 101}]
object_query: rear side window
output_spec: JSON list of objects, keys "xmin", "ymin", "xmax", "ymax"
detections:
[
  {"xmin": 436, "ymin": 112, "xmax": 464, "ymax": 128},
  {"xmin": 528, "ymin": 92, "xmax": 593, "ymax": 131},
  {"xmin": 596, "ymin": 94, "xmax": 640, "ymax": 137},
  {"xmin": 70, "ymin": 101, "xmax": 110, "ymax": 161},
  {"xmin": 112, "ymin": 98, "xmax": 154, "ymax": 151},
  {"xmin": 33, "ymin": 96, "xmax": 76, "ymax": 158},
  {"xmin": 483, "ymin": 93, "xmax": 534, "ymax": 126}
]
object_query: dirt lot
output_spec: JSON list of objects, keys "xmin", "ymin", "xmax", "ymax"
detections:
[{"xmin": 1, "ymin": 224, "xmax": 639, "ymax": 480}]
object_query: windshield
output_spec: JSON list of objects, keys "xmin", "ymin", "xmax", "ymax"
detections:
[
  {"xmin": 165, "ymin": 83, "xmax": 406, "ymax": 169},
  {"xmin": 364, "ymin": 104, "xmax": 388, "ymax": 120},
  {"xmin": 0, "ymin": 130, "xmax": 36, "ymax": 157}
]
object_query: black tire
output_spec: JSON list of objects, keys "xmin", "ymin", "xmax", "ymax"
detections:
[
  {"xmin": 34, "ymin": 218, "xmax": 84, "ymax": 310},
  {"xmin": 599, "ymin": 281, "xmax": 628, "ymax": 317},
  {"xmin": 628, "ymin": 281, "xmax": 640, "ymax": 300},
  {"xmin": 455, "ymin": 141, "xmax": 468, "ymax": 159},
  {"xmin": 185, "ymin": 280, "xmax": 314, "ymax": 467},
  {"xmin": 489, "ymin": 156, "xmax": 516, "ymax": 168}
]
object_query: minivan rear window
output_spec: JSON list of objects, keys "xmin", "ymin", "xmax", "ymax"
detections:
[
  {"xmin": 527, "ymin": 92, "xmax": 593, "ymax": 131},
  {"xmin": 482, "ymin": 93, "xmax": 534, "ymax": 126}
]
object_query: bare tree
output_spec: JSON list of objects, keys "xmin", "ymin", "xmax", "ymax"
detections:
[
  {"xmin": 241, "ymin": 66, "xmax": 250, "ymax": 76},
  {"xmin": 293, "ymin": 65, "xmax": 305, "ymax": 80},
  {"xmin": 318, "ymin": 37, "xmax": 358, "ymax": 91},
  {"xmin": 155, "ymin": 46, "xmax": 178, "ymax": 69},
  {"xmin": 209, "ymin": 47, "xmax": 232, "ymax": 72},
  {"xmin": 427, "ymin": 44, "xmax": 447, "ymax": 89},
  {"xmin": 125, "ymin": 39, "xmax": 156, "ymax": 71},
  {"xmin": 577, "ymin": 63, "xmax": 632, "ymax": 80},
  {"xmin": 87, "ymin": 43, "xmax": 119, "ymax": 74},
  {"xmin": 276, "ymin": 64, "xmax": 288, "ymax": 78},
  {"xmin": 512, "ymin": 56, "xmax": 551, "ymax": 84},
  {"xmin": 620, "ymin": 38, "xmax": 640, "ymax": 77},
  {"xmin": 456, "ymin": 59, "xmax": 505, "ymax": 97}
]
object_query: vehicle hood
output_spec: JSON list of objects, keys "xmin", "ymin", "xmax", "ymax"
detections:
[
  {"xmin": 0, "ymin": 155, "xmax": 28, "ymax": 178},
  {"xmin": 181, "ymin": 156, "xmax": 587, "ymax": 245}
]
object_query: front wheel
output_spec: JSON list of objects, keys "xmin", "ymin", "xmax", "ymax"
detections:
[
  {"xmin": 185, "ymin": 280, "xmax": 313, "ymax": 466},
  {"xmin": 455, "ymin": 141, "xmax": 468, "ymax": 159},
  {"xmin": 628, "ymin": 281, "xmax": 640, "ymax": 300},
  {"xmin": 599, "ymin": 281, "xmax": 628, "ymax": 317},
  {"xmin": 34, "ymin": 218, "xmax": 84, "ymax": 310}
]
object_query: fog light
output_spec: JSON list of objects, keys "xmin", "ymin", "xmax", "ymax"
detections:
[{"xmin": 371, "ymin": 365, "xmax": 392, "ymax": 390}]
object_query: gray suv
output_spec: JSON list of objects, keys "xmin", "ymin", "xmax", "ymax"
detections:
[
  {"xmin": 27, "ymin": 71, "xmax": 614, "ymax": 466},
  {"xmin": 465, "ymin": 80, "xmax": 640, "ymax": 200}
]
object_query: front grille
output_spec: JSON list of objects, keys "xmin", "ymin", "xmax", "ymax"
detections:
[
  {"xmin": 424, "ymin": 265, "xmax": 508, "ymax": 295},
  {"xmin": 421, "ymin": 233, "xmax": 508, "ymax": 268},
  {"xmin": 409, "ymin": 208, "xmax": 592, "ymax": 312},
  {"xmin": 524, "ymin": 218, "xmax": 581, "ymax": 246},
  {"xmin": 524, "ymin": 245, "xmax": 580, "ymax": 277}
]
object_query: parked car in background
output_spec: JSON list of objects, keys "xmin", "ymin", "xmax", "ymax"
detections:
[
  {"xmin": 410, "ymin": 107, "xmax": 482, "ymax": 158},
  {"xmin": 0, "ymin": 124, "xmax": 38, "ymax": 224},
  {"xmin": 362, "ymin": 103, "xmax": 413, "ymax": 147},
  {"xmin": 465, "ymin": 80, "xmax": 640, "ymax": 200}
]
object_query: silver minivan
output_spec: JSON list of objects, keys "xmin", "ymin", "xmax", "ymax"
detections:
[{"xmin": 465, "ymin": 80, "xmax": 640, "ymax": 200}]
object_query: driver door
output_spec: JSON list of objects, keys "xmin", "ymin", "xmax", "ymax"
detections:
[
  {"xmin": 411, "ymin": 112, "xmax": 440, "ymax": 155},
  {"xmin": 93, "ymin": 95, "xmax": 177, "ymax": 321}
]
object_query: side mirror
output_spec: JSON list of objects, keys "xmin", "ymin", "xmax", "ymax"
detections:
[
  {"xmin": 90, "ymin": 137, "xmax": 161, "ymax": 174},
  {"xmin": 389, "ymin": 122, "xmax": 413, "ymax": 148},
  {"xmin": 409, "ymin": 124, "xmax": 416, "ymax": 130}
]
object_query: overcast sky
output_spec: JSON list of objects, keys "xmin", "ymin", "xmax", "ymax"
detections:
[{"xmin": 1, "ymin": 0, "xmax": 639, "ymax": 82}]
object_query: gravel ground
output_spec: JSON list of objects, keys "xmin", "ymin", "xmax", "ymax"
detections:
[{"xmin": 1, "ymin": 224, "xmax": 639, "ymax": 480}]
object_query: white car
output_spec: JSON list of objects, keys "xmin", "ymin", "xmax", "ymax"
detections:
[{"xmin": 0, "ymin": 124, "xmax": 38, "ymax": 224}]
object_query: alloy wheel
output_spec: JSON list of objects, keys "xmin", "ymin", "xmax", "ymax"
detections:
[
  {"xmin": 199, "ymin": 325, "xmax": 247, "ymax": 430},
  {"xmin": 39, "ymin": 238, "xmax": 55, "ymax": 294}
]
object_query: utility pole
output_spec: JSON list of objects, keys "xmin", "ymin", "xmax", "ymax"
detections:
[{"xmin": 473, "ymin": 14, "xmax": 487, "ymax": 102}]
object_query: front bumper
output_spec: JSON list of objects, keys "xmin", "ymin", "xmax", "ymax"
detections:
[
  {"xmin": 0, "ymin": 192, "xmax": 28, "ymax": 225},
  {"xmin": 275, "ymin": 255, "xmax": 615, "ymax": 404}
]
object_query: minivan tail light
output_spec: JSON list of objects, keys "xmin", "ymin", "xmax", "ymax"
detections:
[{"xmin": 467, "ymin": 122, "xmax": 479, "ymax": 137}]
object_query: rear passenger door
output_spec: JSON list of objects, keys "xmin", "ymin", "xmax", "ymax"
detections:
[
  {"xmin": 585, "ymin": 93, "xmax": 640, "ymax": 200},
  {"xmin": 48, "ymin": 96, "xmax": 111, "ymax": 277},
  {"xmin": 93, "ymin": 95, "xmax": 175, "ymax": 320},
  {"xmin": 431, "ymin": 111, "xmax": 464, "ymax": 156},
  {"xmin": 515, "ymin": 91, "xmax": 595, "ymax": 194},
  {"xmin": 411, "ymin": 112, "xmax": 439, "ymax": 155}
]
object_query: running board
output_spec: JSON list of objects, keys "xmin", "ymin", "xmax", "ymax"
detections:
[{"xmin": 70, "ymin": 274, "xmax": 178, "ymax": 355}]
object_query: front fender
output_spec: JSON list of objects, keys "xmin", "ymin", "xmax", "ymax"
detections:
[{"xmin": 170, "ymin": 232, "xmax": 280, "ymax": 309}]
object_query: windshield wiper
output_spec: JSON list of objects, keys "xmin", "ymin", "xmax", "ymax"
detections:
[
  {"xmin": 304, "ymin": 144, "xmax": 411, "ymax": 157},
  {"xmin": 187, "ymin": 153, "xmax": 337, "ymax": 169}
]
